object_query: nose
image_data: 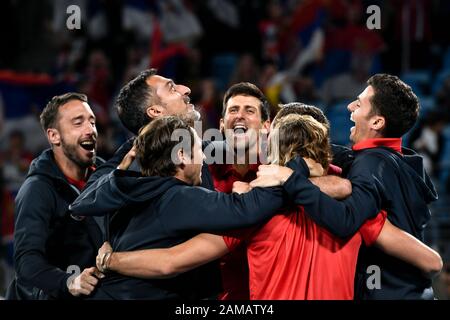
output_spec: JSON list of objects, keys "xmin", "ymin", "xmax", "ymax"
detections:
[
  {"xmin": 347, "ymin": 101, "xmax": 356, "ymax": 112},
  {"xmin": 235, "ymin": 108, "xmax": 245, "ymax": 119},
  {"xmin": 84, "ymin": 121, "xmax": 96, "ymax": 137},
  {"xmin": 177, "ymin": 84, "xmax": 191, "ymax": 96}
]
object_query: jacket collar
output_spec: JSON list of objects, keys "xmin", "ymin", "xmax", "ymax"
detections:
[{"xmin": 352, "ymin": 138, "xmax": 402, "ymax": 154}]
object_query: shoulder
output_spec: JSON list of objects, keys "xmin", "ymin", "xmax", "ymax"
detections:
[
  {"xmin": 15, "ymin": 176, "xmax": 58, "ymax": 214},
  {"xmin": 347, "ymin": 149, "xmax": 399, "ymax": 181},
  {"xmin": 17, "ymin": 175, "xmax": 55, "ymax": 198},
  {"xmin": 353, "ymin": 148, "xmax": 396, "ymax": 168},
  {"xmin": 173, "ymin": 184, "xmax": 214, "ymax": 198}
]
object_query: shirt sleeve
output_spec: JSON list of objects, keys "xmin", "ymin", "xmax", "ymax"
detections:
[
  {"xmin": 359, "ymin": 210, "xmax": 387, "ymax": 246},
  {"xmin": 222, "ymin": 226, "xmax": 258, "ymax": 251},
  {"xmin": 163, "ymin": 185, "xmax": 285, "ymax": 234},
  {"xmin": 222, "ymin": 236, "xmax": 242, "ymax": 251}
]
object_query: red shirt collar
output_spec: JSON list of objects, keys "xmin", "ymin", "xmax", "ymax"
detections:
[
  {"xmin": 352, "ymin": 138, "xmax": 402, "ymax": 153},
  {"xmin": 65, "ymin": 166, "xmax": 96, "ymax": 191}
]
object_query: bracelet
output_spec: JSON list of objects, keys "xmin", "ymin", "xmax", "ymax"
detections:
[{"xmin": 101, "ymin": 252, "xmax": 113, "ymax": 272}]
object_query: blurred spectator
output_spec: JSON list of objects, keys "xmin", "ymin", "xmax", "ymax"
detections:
[
  {"xmin": 79, "ymin": 50, "xmax": 113, "ymax": 126},
  {"xmin": 158, "ymin": 0, "xmax": 203, "ymax": 45},
  {"xmin": 408, "ymin": 111, "xmax": 447, "ymax": 176},
  {"xmin": 392, "ymin": 0, "xmax": 433, "ymax": 71},
  {"xmin": 0, "ymin": 130, "xmax": 33, "ymax": 192},
  {"xmin": 229, "ymin": 53, "xmax": 260, "ymax": 86},
  {"xmin": 0, "ymin": 131, "xmax": 23, "ymax": 298},
  {"xmin": 259, "ymin": 0, "xmax": 285, "ymax": 64},
  {"xmin": 193, "ymin": 79, "xmax": 222, "ymax": 130},
  {"xmin": 320, "ymin": 53, "xmax": 371, "ymax": 106}
]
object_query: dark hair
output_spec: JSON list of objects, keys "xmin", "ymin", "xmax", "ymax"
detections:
[
  {"xmin": 367, "ymin": 73, "xmax": 420, "ymax": 137},
  {"xmin": 40, "ymin": 92, "xmax": 88, "ymax": 130},
  {"xmin": 274, "ymin": 102, "xmax": 330, "ymax": 132},
  {"xmin": 222, "ymin": 82, "xmax": 270, "ymax": 121},
  {"xmin": 135, "ymin": 116, "xmax": 194, "ymax": 177},
  {"xmin": 116, "ymin": 68, "xmax": 159, "ymax": 135}
]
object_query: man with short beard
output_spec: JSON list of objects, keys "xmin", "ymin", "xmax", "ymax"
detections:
[
  {"xmin": 6, "ymin": 93, "xmax": 104, "ymax": 300},
  {"xmin": 86, "ymin": 69, "xmax": 205, "ymax": 188}
]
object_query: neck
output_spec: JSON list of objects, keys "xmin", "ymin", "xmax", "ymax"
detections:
[
  {"xmin": 174, "ymin": 167, "xmax": 193, "ymax": 185},
  {"xmin": 53, "ymin": 149, "xmax": 88, "ymax": 181}
]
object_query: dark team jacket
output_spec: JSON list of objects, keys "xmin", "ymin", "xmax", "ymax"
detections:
[
  {"xmin": 69, "ymin": 168, "xmax": 285, "ymax": 300},
  {"xmin": 282, "ymin": 141, "xmax": 438, "ymax": 300},
  {"xmin": 6, "ymin": 149, "xmax": 104, "ymax": 300},
  {"xmin": 82, "ymin": 138, "xmax": 219, "ymax": 298}
]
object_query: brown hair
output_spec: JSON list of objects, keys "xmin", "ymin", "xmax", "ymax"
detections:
[
  {"xmin": 135, "ymin": 116, "xmax": 194, "ymax": 177},
  {"xmin": 273, "ymin": 102, "xmax": 330, "ymax": 132},
  {"xmin": 270, "ymin": 114, "xmax": 331, "ymax": 170},
  {"xmin": 40, "ymin": 92, "xmax": 88, "ymax": 130}
]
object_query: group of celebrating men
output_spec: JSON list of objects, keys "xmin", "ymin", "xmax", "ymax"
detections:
[{"xmin": 5, "ymin": 68, "xmax": 443, "ymax": 300}]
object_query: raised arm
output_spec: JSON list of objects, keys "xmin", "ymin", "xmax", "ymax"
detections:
[
  {"xmin": 98, "ymin": 234, "xmax": 228, "ymax": 278},
  {"xmin": 375, "ymin": 220, "xmax": 443, "ymax": 278}
]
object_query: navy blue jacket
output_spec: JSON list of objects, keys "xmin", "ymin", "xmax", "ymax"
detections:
[
  {"xmin": 69, "ymin": 168, "xmax": 285, "ymax": 299},
  {"xmin": 283, "ymin": 146, "xmax": 438, "ymax": 300},
  {"xmin": 6, "ymin": 149, "xmax": 104, "ymax": 300}
]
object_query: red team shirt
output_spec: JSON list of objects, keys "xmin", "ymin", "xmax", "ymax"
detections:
[
  {"xmin": 223, "ymin": 208, "xmax": 386, "ymax": 300},
  {"xmin": 209, "ymin": 163, "xmax": 381, "ymax": 300},
  {"xmin": 209, "ymin": 163, "xmax": 260, "ymax": 300},
  {"xmin": 217, "ymin": 165, "xmax": 386, "ymax": 300}
]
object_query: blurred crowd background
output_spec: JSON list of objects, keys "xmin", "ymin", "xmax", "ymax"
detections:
[{"xmin": 0, "ymin": 0, "xmax": 449, "ymax": 299}]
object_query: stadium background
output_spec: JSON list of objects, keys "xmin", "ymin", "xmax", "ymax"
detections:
[{"xmin": 0, "ymin": 0, "xmax": 449, "ymax": 299}]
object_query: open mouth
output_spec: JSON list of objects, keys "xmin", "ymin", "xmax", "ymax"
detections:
[
  {"xmin": 350, "ymin": 114, "xmax": 355, "ymax": 122},
  {"xmin": 233, "ymin": 124, "xmax": 248, "ymax": 135},
  {"xmin": 80, "ymin": 140, "xmax": 96, "ymax": 151}
]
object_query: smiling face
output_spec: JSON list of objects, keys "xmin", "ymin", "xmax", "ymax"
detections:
[
  {"xmin": 146, "ymin": 75, "xmax": 200, "ymax": 122},
  {"xmin": 51, "ymin": 100, "xmax": 97, "ymax": 168},
  {"xmin": 347, "ymin": 85, "xmax": 385, "ymax": 144},
  {"xmin": 220, "ymin": 94, "xmax": 270, "ymax": 152}
]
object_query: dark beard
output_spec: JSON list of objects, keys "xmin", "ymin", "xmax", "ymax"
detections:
[{"xmin": 61, "ymin": 138, "xmax": 96, "ymax": 168}]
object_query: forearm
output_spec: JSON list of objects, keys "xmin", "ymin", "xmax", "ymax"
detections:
[
  {"xmin": 108, "ymin": 249, "xmax": 176, "ymax": 279},
  {"xmin": 107, "ymin": 234, "xmax": 229, "ymax": 278},
  {"xmin": 375, "ymin": 220, "xmax": 443, "ymax": 278},
  {"xmin": 309, "ymin": 176, "xmax": 352, "ymax": 199}
]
